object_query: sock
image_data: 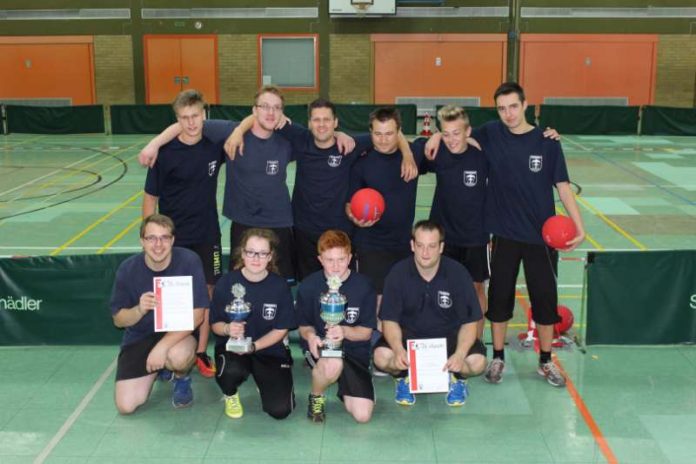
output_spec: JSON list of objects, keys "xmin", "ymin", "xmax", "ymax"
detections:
[
  {"xmin": 493, "ymin": 349, "xmax": 505, "ymax": 361},
  {"xmin": 539, "ymin": 350, "xmax": 552, "ymax": 365}
]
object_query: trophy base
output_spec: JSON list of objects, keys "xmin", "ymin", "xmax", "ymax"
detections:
[
  {"xmin": 226, "ymin": 337, "xmax": 253, "ymax": 354},
  {"xmin": 320, "ymin": 348, "xmax": 343, "ymax": 358}
]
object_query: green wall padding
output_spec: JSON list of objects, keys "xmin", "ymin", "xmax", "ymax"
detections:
[
  {"xmin": 641, "ymin": 106, "xmax": 696, "ymax": 136},
  {"xmin": 586, "ymin": 250, "xmax": 696, "ymax": 345},
  {"xmin": 209, "ymin": 104, "xmax": 308, "ymax": 127},
  {"xmin": 538, "ymin": 105, "xmax": 639, "ymax": 135},
  {"xmin": 6, "ymin": 105, "xmax": 105, "ymax": 134},
  {"xmin": 335, "ymin": 104, "xmax": 417, "ymax": 134},
  {"xmin": 110, "ymin": 104, "xmax": 176, "ymax": 134}
]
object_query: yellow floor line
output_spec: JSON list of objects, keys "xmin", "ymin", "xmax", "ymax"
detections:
[{"xmin": 97, "ymin": 216, "xmax": 141, "ymax": 254}]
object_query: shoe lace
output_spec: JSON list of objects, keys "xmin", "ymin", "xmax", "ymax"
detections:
[
  {"xmin": 544, "ymin": 362, "xmax": 562, "ymax": 378},
  {"xmin": 450, "ymin": 379, "xmax": 464, "ymax": 396},
  {"xmin": 227, "ymin": 395, "xmax": 240, "ymax": 408},
  {"xmin": 310, "ymin": 396, "xmax": 325, "ymax": 415},
  {"xmin": 491, "ymin": 359, "xmax": 504, "ymax": 374},
  {"xmin": 397, "ymin": 378, "xmax": 410, "ymax": 395}
]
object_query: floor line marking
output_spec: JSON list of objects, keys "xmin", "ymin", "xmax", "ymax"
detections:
[
  {"xmin": 97, "ymin": 216, "xmax": 141, "ymax": 254},
  {"xmin": 33, "ymin": 358, "xmax": 117, "ymax": 464},
  {"xmin": 575, "ymin": 195, "xmax": 648, "ymax": 250}
]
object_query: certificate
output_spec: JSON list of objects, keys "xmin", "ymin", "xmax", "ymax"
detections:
[
  {"xmin": 407, "ymin": 338, "xmax": 449, "ymax": 393},
  {"xmin": 153, "ymin": 276, "xmax": 194, "ymax": 332}
]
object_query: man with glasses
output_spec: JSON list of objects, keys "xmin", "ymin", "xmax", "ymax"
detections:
[{"xmin": 110, "ymin": 214, "xmax": 209, "ymax": 413}]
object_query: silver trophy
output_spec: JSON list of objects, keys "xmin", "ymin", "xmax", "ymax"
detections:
[
  {"xmin": 225, "ymin": 283, "xmax": 253, "ymax": 353},
  {"xmin": 318, "ymin": 275, "xmax": 347, "ymax": 358}
]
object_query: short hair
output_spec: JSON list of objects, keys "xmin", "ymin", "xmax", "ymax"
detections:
[
  {"xmin": 411, "ymin": 219, "xmax": 445, "ymax": 242},
  {"xmin": 493, "ymin": 82, "xmax": 526, "ymax": 104},
  {"xmin": 254, "ymin": 85, "xmax": 285, "ymax": 107},
  {"xmin": 172, "ymin": 89, "xmax": 206, "ymax": 113},
  {"xmin": 140, "ymin": 214, "xmax": 175, "ymax": 238},
  {"xmin": 317, "ymin": 229, "xmax": 352, "ymax": 255},
  {"xmin": 369, "ymin": 107, "xmax": 401, "ymax": 131},
  {"xmin": 232, "ymin": 228, "xmax": 279, "ymax": 274},
  {"xmin": 437, "ymin": 105, "xmax": 470, "ymax": 127},
  {"xmin": 308, "ymin": 98, "xmax": 336, "ymax": 119}
]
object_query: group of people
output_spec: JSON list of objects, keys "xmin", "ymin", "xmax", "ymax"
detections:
[{"xmin": 109, "ymin": 82, "xmax": 585, "ymax": 423}]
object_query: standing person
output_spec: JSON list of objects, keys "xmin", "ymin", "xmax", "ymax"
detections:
[
  {"xmin": 139, "ymin": 85, "xmax": 297, "ymax": 283},
  {"xmin": 142, "ymin": 89, "xmax": 222, "ymax": 378},
  {"xmin": 296, "ymin": 230, "xmax": 377, "ymax": 423},
  {"xmin": 346, "ymin": 107, "xmax": 425, "ymax": 303},
  {"xmin": 413, "ymin": 105, "xmax": 489, "ymax": 338},
  {"xmin": 110, "ymin": 214, "xmax": 208, "ymax": 413},
  {"xmin": 209, "ymin": 228, "xmax": 296, "ymax": 419},
  {"xmin": 373, "ymin": 220, "xmax": 485, "ymax": 406},
  {"xmin": 427, "ymin": 82, "xmax": 585, "ymax": 387},
  {"xmin": 222, "ymin": 98, "xmax": 418, "ymax": 282}
]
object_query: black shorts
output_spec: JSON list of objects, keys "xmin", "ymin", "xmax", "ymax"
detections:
[
  {"xmin": 486, "ymin": 235, "xmax": 559, "ymax": 325},
  {"xmin": 304, "ymin": 351, "xmax": 375, "ymax": 401},
  {"xmin": 230, "ymin": 222, "xmax": 296, "ymax": 284},
  {"xmin": 443, "ymin": 243, "xmax": 490, "ymax": 283},
  {"xmin": 356, "ymin": 248, "xmax": 411, "ymax": 293},
  {"xmin": 181, "ymin": 241, "xmax": 222, "ymax": 286},
  {"xmin": 293, "ymin": 227, "xmax": 322, "ymax": 282},
  {"xmin": 116, "ymin": 333, "xmax": 164, "ymax": 381},
  {"xmin": 373, "ymin": 332, "xmax": 486, "ymax": 376}
]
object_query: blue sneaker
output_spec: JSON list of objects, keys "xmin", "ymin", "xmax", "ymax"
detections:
[
  {"xmin": 394, "ymin": 377, "xmax": 416, "ymax": 406},
  {"xmin": 158, "ymin": 369, "xmax": 173, "ymax": 382},
  {"xmin": 172, "ymin": 375, "xmax": 193, "ymax": 408},
  {"xmin": 446, "ymin": 375, "xmax": 469, "ymax": 407}
]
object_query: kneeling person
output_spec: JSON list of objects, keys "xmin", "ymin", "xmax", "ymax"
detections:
[
  {"xmin": 373, "ymin": 220, "xmax": 486, "ymax": 407},
  {"xmin": 110, "ymin": 214, "xmax": 208, "ymax": 414},
  {"xmin": 210, "ymin": 228, "xmax": 297, "ymax": 420},
  {"xmin": 296, "ymin": 230, "xmax": 377, "ymax": 423}
]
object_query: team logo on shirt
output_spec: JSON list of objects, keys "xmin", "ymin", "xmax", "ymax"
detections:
[
  {"xmin": 208, "ymin": 160, "xmax": 217, "ymax": 177},
  {"xmin": 438, "ymin": 291, "xmax": 452, "ymax": 309},
  {"xmin": 345, "ymin": 307, "xmax": 360, "ymax": 324},
  {"xmin": 529, "ymin": 155, "xmax": 543, "ymax": 173},
  {"xmin": 266, "ymin": 160, "xmax": 279, "ymax": 175},
  {"xmin": 327, "ymin": 154, "xmax": 342, "ymax": 168},
  {"xmin": 463, "ymin": 170, "xmax": 478, "ymax": 187},
  {"xmin": 262, "ymin": 303, "xmax": 277, "ymax": 320}
]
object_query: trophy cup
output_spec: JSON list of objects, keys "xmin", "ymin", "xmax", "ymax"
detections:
[
  {"xmin": 318, "ymin": 275, "xmax": 347, "ymax": 358},
  {"xmin": 225, "ymin": 283, "xmax": 253, "ymax": 353}
]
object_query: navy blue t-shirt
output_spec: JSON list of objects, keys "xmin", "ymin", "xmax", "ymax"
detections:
[
  {"xmin": 348, "ymin": 145, "xmax": 425, "ymax": 251},
  {"xmin": 475, "ymin": 120, "xmax": 569, "ymax": 245},
  {"xmin": 412, "ymin": 138, "xmax": 489, "ymax": 247},
  {"xmin": 144, "ymin": 136, "xmax": 224, "ymax": 245},
  {"xmin": 210, "ymin": 269, "xmax": 296, "ymax": 358},
  {"xmin": 109, "ymin": 247, "xmax": 210, "ymax": 347},
  {"xmin": 380, "ymin": 256, "xmax": 482, "ymax": 338},
  {"xmin": 278, "ymin": 123, "xmax": 372, "ymax": 235},
  {"xmin": 295, "ymin": 270, "xmax": 377, "ymax": 366},
  {"xmin": 203, "ymin": 120, "xmax": 294, "ymax": 228}
]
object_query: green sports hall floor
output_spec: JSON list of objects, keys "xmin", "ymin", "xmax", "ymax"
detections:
[{"xmin": 1, "ymin": 133, "xmax": 695, "ymax": 464}]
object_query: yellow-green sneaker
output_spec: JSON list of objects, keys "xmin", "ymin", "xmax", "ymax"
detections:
[{"xmin": 224, "ymin": 393, "xmax": 243, "ymax": 419}]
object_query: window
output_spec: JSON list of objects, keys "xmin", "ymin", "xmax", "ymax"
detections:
[{"xmin": 258, "ymin": 34, "xmax": 318, "ymax": 90}]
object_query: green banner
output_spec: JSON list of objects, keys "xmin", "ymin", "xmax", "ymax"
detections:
[
  {"xmin": 210, "ymin": 104, "xmax": 309, "ymax": 127},
  {"xmin": 336, "ymin": 104, "xmax": 417, "ymax": 135},
  {"xmin": 6, "ymin": 105, "xmax": 105, "ymax": 134},
  {"xmin": 641, "ymin": 106, "xmax": 696, "ymax": 136},
  {"xmin": 0, "ymin": 253, "xmax": 134, "ymax": 345},
  {"xmin": 538, "ymin": 105, "xmax": 639, "ymax": 135},
  {"xmin": 586, "ymin": 250, "xmax": 696, "ymax": 345},
  {"xmin": 110, "ymin": 104, "xmax": 176, "ymax": 134}
]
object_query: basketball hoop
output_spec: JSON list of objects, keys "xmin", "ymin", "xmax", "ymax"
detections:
[{"xmin": 351, "ymin": 0, "xmax": 373, "ymax": 17}]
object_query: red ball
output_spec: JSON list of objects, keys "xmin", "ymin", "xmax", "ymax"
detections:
[
  {"xmin": 555, "ymin": 305, "xmax": 574, "ymax": 334},
  {"xmin": 542, "ymin": 215, "xmax": 577, "ymax": 250},
  {"xmin": 350, "ymin": 188, "xmax": 385, "ymax": 222}
]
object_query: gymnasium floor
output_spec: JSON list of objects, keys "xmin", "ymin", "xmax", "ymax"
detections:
[{"xmin": 1, "ymin": 133, "xmax": 696, "ymax": 463}]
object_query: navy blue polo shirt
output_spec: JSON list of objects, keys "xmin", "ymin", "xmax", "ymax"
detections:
[
  {"xmin": 380, "ymin": 256, "xmax": 482, "ymax": 338},
  {"xmin": 210, "ymin": 269, "xmax": 296, "ymax": 358},
  {"xmin": 203, "ymin": 120, "xmax": 294, "ymax": 228},
  {"xmin": 474, "ymin": 120, "xmax": 569, "ymax": 245},
  {"xmin": 109, "ymin": 247, "xmax": 210, "ymax": 347},
  {"xmin": 278, "ymin": 123, "xmax": 373, "ymax": 235},
  {"xmin": 295, "ymin": 270, "xmax": 377, "ymax": 366},
  {"xmin": 144, "ymin": 136, "xmax": 224, "ymax": 246},
  {"xmin": 412, "ymin": 138, "xmax": 489, "ymax": 247},
  {"xmin": 348, "ymin": 144, "xmax": 426, "ymax": 251}
]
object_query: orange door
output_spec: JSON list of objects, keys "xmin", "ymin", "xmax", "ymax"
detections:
[
  {"xmin": 144, "ymin": 35, "xmax": 218, "ymax": 104},
  {"xmin": 0, "ymin": 37, "xmax": 95, "ymax": 105},
  {"xmin": 373, "ymin": 34, "xmax": 507, "ymax": 106}
]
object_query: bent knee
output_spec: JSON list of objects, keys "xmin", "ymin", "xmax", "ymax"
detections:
[
  {"xmin": 266, "ymin": 406, "xmax": 293, "ymax": 420},
  {"xmin": 351, "ymin": 409, "xmax": 373, "ymax": 424},
  {"xmin": 115, "ymin": 399, "xmax": 142, "ymax": 415}
]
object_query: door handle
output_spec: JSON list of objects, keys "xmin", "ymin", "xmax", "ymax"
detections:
[
  {"xmin": 174, "ymin": 76, "xmax": 181, "ymax": 84},
  {"xmin": 182, "ymin": 76, "xmax": 190, "ymax": 85}
]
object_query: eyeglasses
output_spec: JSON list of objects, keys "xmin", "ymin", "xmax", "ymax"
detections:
[
  {"xmin": 243, "ymin": 249, "xmax": 271, "ymax": 259},
  {"xmin": 143, "ymin": 235, "xmax": 173, "ymax": 244},
  {"xmin": 255, "ymin": 104, "xmax": 283, "ymax": 113}
]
